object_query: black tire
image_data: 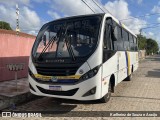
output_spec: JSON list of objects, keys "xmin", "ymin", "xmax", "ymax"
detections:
[
  {"xmin": 125, "ymin": 73, "xmax": 132, "ymax": 81},
  {"xmin": 124, "ymin": 67, "xmax": 133, "ymax": 81},
  {"xmin": 99, "ymin": 81, "xmax": 111, "ymax": 103}
]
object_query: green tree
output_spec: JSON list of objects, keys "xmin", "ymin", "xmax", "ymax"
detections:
[
  {"xmin": 137, "ymin": 34, "xmax": 159, "ymax": 55},
  {"xmin": 137, "ymin": 34, "xmax": 147, "ymax": 50},
  {"xmin": 0, "ymin": 21, "xmax": 12, "ymax": 30},
  {"xmin": 146, "ymin": 38, "xmax": 159, "ymax": 55}
]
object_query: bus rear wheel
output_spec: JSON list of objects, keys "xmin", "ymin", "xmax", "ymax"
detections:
[
  {"xmin": 100, "ymin": 81, "xmax": 111, "ymax": 103},
  {"xmin": 125, "ymin": 66, "xmax": 133, "ymax": 81},
  {"xmin": 126, "ymin": 73, "xmax": 132, "ymax": 81}
]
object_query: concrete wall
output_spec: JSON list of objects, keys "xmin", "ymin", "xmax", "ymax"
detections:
[
  {"xmin": 139, "ymin": 50, "xmax": 146, "ymax": 60},
  {"xmin": 0, "ymin": 29, "xmax": 36, "ymax": 81}
]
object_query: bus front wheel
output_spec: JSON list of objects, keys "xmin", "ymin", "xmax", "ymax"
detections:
[{"xmin": 100, "ymin": 81, "xmax": 111, "ymax": 103}]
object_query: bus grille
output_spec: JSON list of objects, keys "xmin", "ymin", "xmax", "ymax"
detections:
[
  {"xmin": 35, "ymin": 64, "xmax": 79, "ymax": 76},
  {"xmin": 37, "ymin": 86, "xmax": 79, "ymax": 96}
]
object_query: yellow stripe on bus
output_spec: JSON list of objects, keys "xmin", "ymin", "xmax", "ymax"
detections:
[
  {"xmin": 34, "ymin": 74, "xmax": 81, "ymax": 80},
  {"xmin": 127, "ymin": 51, "xmax": 131, "ymax": 75}
]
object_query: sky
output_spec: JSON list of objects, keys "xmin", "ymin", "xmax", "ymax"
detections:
[{"xmin": 0, "ymin": 0, "xmax": 160, "ymax": 46}]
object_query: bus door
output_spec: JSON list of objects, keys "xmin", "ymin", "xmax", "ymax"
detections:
[{"xmin": 102, "ymin": 18, "xmax": 118, "ymax": 94}]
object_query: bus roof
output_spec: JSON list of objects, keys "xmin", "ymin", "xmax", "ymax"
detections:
[
  {"xmin": 48, "ymin": 13, "xmax": 137, "ymax": 38},
  {"xmin": 104, "ymin": 13, "xmax": 137, "ymax": 37},
  {"xmin": 51, "ymin": 13, "xmax": 104, "ymax": 21}
]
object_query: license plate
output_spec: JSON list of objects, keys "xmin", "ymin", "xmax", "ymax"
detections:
[{"xmin": 49, "ymin": 86, "xmax": 62, "ymax": 91}]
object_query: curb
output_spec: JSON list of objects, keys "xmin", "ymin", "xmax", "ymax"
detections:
[{"xmin": 0, "ymin": 92, "xmax": 41, "ymax": 110}]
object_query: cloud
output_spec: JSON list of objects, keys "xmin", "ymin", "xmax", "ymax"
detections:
[
  {"xmin": 45, "ymin": 0, "xmax": 146, "ymax": 34},
  {"xmin": 20, "ymin": 7, "xmax": 41, "ymax": 30},
  {"xmin": 32, "ymin": 0, "xmax": 51, "ymax": 3},
  {"xmin": 104, "ymin": 0, "xmax": 146, "ymax": 34},
  {"xmin": 158, "ymin": 17, "xmax": 160, "ymax": 22},
  {"xmin": 28, "ymin": 30, "xmax": 38, "ymax": 35},
  {"xmin": 0, "ymin": 0, "xmax": 30, "ymax": 6},
  {"xmin": 0, "ymin": 0, "xmax": 148, "ymax": 36},
  {"xmin": 0, "ymin": 5, "xmax": 41, "ymax": 34},
  {"xmin": 47, "ymin": 11, "xmax": 61, "ymax": 19},
  {"xmin": 49, "ymin": 0, "xmax": 103, "ymax": 18},
  {"xmin": 151, "ymin": 6, "xmax": 160, "ymax": 13},
  {"xmin": 144, "ymin": 13, "xmax": 150, "ymax": 19},
  {"xmin": 104, "ymin": 0, "xmax": 130, "ymax": 20},
  {"xmin": 51, "ymin": 0, "xmax": 91, "ymax": 15},
  {"xmin": 137, "ymin": 0, "xmax": 143, "ymax": 4},
  {"xmin": 148, "ymin": 32, "xmax": 154, "ymax": 36}
]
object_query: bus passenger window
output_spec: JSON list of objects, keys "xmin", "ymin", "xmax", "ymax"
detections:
[
  {"xmin": 112, "ymin": 26, "xmax": 118, "ymax": 41},
  {"xmin": 103, "ymin": 24, "xmax": 112, "ymax": 50}
]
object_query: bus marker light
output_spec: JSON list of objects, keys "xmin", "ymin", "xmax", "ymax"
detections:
[
  {"xmin": 79, "ymin": 69, "xmax": 84, "ymax": 74},
  {"xmin": 90, "ymin": 89, "xmax": 95, "ymax": 94}
]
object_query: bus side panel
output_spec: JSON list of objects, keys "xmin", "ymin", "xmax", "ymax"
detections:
[
  {"xmin": 117, "ymin": 51, "xmax": 128, "ymax": 83},
  {"xmin": 101, "ymin": 52, "xmax": 118, "ymax": 97},
  {"xmin": 129, "ymin": 51, "xmax": 139, "ymax": 73},
  {"xmin": 101, "ymin": 51, "xmax": 139, "ymax": 98}
]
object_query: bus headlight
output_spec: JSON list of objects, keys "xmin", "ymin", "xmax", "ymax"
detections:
[{"xmin": 80, "ymin": 65, "xmax": 101, "ymax": 80}]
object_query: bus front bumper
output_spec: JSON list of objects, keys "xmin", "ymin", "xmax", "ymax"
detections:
[{"xmin": 28, "ymin": 74, "xmax": 102, "ymax": 101}]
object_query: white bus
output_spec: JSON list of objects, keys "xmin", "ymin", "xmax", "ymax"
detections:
[{"xmin": 28, "ymin": 13, "xmax": 138, "ymax": 103}]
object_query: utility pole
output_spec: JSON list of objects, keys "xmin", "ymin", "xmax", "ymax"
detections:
[
  {"xmin": 16, "ymin": 4, "xmax": 20, "ymax": 34},
  {"xmin": 139, "ymin": 28, "xmax": 142, "ymax": 35}
]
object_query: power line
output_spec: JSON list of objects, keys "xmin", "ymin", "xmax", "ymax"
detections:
[
  {"xmin": 92, "ymin": 0, "xmax": 105, "ymax": 13},
  {"xmin": 141, "ymin": 25, "xmax": 160, "ymax": 30},
  {"xmin": 91, "ymin": 0, "xmax": 160, "ymax": 25},
  {"xmin": 130, "ymin": 24, "xmax": 160, "ymax": 30},
  {"xmin": 92, "ymin": 0, "xmax": 114, "ymax": 15},
  {"xmin": 81, "ymin": 0, "xmax": 96, "ymax": 13},
  {"xmin": 135, "ymin": 22, "xmax": 160, "ymax": 26},
  {"xmin": 120, "ymin": 12, "xmax": 160, "ymax": 21}
]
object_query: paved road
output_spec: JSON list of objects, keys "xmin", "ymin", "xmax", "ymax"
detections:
[{"xmin": 3, "ymin": 55, "xmax": 160, "ymax": 119}]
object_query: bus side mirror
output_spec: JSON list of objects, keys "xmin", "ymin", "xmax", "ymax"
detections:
[{"xmin": 43, "ymin": 35, "xmax": 46, "ymax": 46}]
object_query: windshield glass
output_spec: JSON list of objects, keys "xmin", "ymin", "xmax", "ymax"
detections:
[{"xmin": 32, "ymin": 15, "xmax": 102, "ymax": 61}]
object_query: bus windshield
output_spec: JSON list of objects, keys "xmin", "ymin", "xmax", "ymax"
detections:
[{"xmin": 32, "ymin": 15, "xmax": 102, "ymax": 61}]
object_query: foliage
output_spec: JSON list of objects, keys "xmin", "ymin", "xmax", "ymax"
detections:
[
  {"xmin": 137, "ymin": 35, "xmax": 147, "ymax": 50},
  {"xmin": 146, "ymin": 38, "xmax": 159, "ymax": 55},
  {"xmin": 137, "ymin": 34, "xmax": 159, "ymax": 55},
  {"xmin": 0, "ymin": 21, "xmax": 12, "ymax": 30}
]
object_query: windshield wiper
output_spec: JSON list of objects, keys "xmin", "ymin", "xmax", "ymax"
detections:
[
  {"xmin": 62, "ymin": 25, "xmax": 76, "ymax": 61},
  {"xmin": 38, "ymin": 35, "xmax": 57, "ymax": 60},
  {"xmin": 65, "ymin": 35, "xmax": 76, "ymax": 61},
  {"xmin": 38, "ymin": 25, "xmax": 75, "ymax": 61},
  {"xmin": 37, "ymin": 27, "xmax": 64, "ymax": 60}
]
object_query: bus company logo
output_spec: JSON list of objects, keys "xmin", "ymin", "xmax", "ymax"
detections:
[{"xmin": 51, "ymin": 77, "xmax": 58, "ymax": 82}]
